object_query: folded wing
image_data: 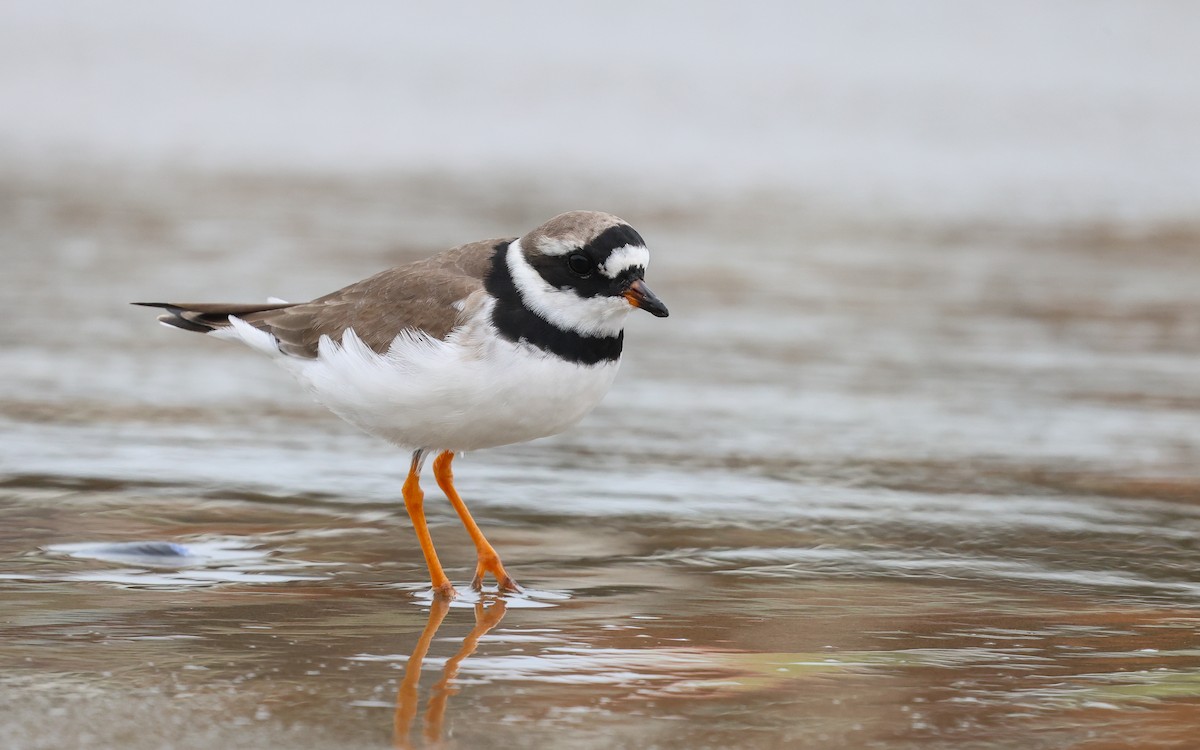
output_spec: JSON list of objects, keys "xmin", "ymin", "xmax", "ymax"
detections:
[{"xmin": 135, "ymin": 238, "xmax": 506, "ymax": 358}]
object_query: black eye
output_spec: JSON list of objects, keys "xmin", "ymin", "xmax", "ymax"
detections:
[{"xmin": 566, "ymin": 252, "xmax": 593, "ymax": 277}]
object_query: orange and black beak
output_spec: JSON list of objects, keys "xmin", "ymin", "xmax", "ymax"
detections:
[{"xmin": 623, "ymin": 278, "xmax": 669, "ymax": 318}]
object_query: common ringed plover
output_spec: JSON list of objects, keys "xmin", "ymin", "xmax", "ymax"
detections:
[{"xmin": 135, "ymin": 210, "xmax": 668, "ymax": 598}]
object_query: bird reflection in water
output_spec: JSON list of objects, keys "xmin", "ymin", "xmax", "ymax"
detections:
[{"xmin": 394, "ymin": 598, "xmax": 507, "ymax": 748}]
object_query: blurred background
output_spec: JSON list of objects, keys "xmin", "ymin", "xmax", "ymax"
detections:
[
  {"xmin": 3, "ymin": 3, "xmax": 1200, "ymax": 749},
  {"xmin": 2, "ymin": 2, "xmax": 1198, "ymax": 220}
]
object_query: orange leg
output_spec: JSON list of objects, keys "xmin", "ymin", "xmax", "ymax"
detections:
[
  {"xmin": 433, "ymin": 451, "xmax": 521, "ymax": 592},
  {"xmin": 403, "ymin": 450, "xmax": 456, "ymax": 599}
]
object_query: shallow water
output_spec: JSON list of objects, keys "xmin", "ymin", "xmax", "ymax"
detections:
[{"xmin": 3, "ymin": 169, "xmax": 1200, "ymax": 748}]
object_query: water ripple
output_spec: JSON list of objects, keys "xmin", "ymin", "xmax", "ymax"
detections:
[{"xmin": 41, "ymin": 538, "xmax": 328, "ymax": 587}]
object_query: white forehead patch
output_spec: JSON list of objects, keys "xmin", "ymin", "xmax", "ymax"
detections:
[{"xmin": 600, "ymin": 244, "xmax": 650, "ymax": 279}]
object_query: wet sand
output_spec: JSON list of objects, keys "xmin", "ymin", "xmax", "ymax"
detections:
[{"xmin": 3, "ymin": 168, "xmax": 1200, "ymax": 748}]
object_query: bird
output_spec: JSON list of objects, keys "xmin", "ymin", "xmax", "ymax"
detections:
[{"xmin": 134, "ymin": 210, "xmax": 668, "ymax": 599}]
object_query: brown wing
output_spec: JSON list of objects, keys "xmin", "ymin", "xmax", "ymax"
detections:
[{"xmin": 137, "ymin": 238, "xmax": 508, "ymax": 358}]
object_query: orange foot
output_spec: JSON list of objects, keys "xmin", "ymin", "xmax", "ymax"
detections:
[{"xmin": 471, "ymin": 550, "xmax": 521, "ymax": 593}]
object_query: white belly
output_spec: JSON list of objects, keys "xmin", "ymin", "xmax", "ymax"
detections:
[{"xmin": 282, "ymin": 327, "xmax": 620, "ymax": 451}]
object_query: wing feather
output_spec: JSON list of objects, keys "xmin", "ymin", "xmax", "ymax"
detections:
[{"xmin": 136, "ymin": 238, "xmax": 508, "ymax": 358}]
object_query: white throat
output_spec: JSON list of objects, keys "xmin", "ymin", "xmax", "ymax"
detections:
[{"xmin": 505, "ymin": 239, "xmax": 633, "ymax": 338}]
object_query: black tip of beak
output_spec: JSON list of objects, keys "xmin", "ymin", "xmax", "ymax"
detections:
[
  {"xmin": 644, "ymin": 299, "xmax": 670, "ymax": 318},
  {"xmin": 623, "ymin": 279, "xmax": 669, "ymax": 318}
]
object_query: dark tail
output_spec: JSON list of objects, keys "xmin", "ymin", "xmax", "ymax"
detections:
[{"xmin": 132, "ymin": 302, "xmax": 295, "ymax": 333}]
